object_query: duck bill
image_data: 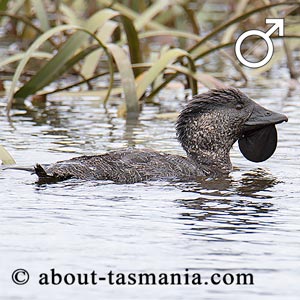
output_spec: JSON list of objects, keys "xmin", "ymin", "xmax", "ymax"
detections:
[
  {"xmin": 239, "ymin": 102, "xmax": 288, "ymax": 163},
  {"xmin": 244, "ymin": 102, "xmax": 288, "ymax": 131}
]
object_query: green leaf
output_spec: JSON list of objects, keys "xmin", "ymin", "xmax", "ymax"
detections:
[
  {"xmin": 120, "ymin": 15, "xmax": 143, "ymax": 77},
  {"xmin": 13, "ymin": 27, "xmax": 88, "ymax": 100},
  {"xmin": 0, "ymin": 0, "xmax": 9, "ymax": 11},
  {"xmin": 9, "ymin": 25, "xmax": 114, "ymax": 111},
  {"xmin": 81, "ymin": 21, "xmax": 117, "ymax": 78},
  {"xmin": 35, "ymin": 44, "xmax": 100, "ymax": 88},
  {"xmin": 98, "ymin": 0, "xmax": 167, "ymax": 30},
  {"xmin": 7, "ymin": 24, "xmax": 79, "ymax": 112},
  {"xmin": 107, "ymin": 43, "xmax": 139, "ymax": 114},
  {"xmin": 0, "ymin": 51, "xmax": 52, "ymax": 68},
  {"xmin": 76, "ymin": 9, "xmax": 121, "ymax": 78},
  {"xmin": 84, "ymin": 8, "xmax": 120, "ymax": 32},
  {"xmin": 81, "ymin": 12, "xmax": 143, "ymax": 78},
  {"xmin": 134, "ymin": 0, "xmax": 170, "ymax": 31},
  {"xmin": 59, "ymin": 3, "xmax": 81, "ymax": 25},
  {"xmin": 31, "ymin": 0, "xmax": 50, "ymax": 31},
  {"xmin": 136, "ymin": 48, "xmax": 197, "ymax": 99}
]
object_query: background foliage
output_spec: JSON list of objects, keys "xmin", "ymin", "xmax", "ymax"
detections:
[{"xmin": 0, "ymin": 0, "xmax": 299, "ymax": 118}]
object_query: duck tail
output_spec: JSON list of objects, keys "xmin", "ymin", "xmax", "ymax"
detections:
[
  {"xmin": 34, "ymin": 164, "xmax": 58, "ymax": 184},
  {"xmin": 34, "ymin": 164, "xmax": 48, "ymax": 177}
]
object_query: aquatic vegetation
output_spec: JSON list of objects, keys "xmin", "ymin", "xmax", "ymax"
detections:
[
  {"xmin": 0, "ymin": 0, "xmax": 299, "ymax": 116},
  {"xmin": 0, "ymin": 144, "xmax": 16, "ymax": 165}
]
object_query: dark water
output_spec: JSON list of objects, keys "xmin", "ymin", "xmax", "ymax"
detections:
[{"xmin": 0, "ymin": 80, "xmax": 300, "ymax": 300}]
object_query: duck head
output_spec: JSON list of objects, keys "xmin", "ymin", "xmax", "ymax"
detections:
[{"xmin": 176, "ymin": 88, "xmax": 288, "ymax": 174}]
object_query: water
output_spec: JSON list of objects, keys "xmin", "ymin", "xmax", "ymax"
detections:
[{"xmin": 0, "ymin": 81, "xmax": 300, "ymax": 300}]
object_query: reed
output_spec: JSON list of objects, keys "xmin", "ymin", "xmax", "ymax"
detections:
[{"xmin": 0, "ymin": 0, "xmax": 299, "ymax": 118}]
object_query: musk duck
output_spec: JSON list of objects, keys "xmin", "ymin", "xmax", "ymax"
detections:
[{"xmin": 35, "ymin": 88, "xmax": 288, "ymax": 184}]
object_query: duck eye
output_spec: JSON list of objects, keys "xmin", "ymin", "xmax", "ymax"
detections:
[{"xmin": 236, "ymin": 103, "xmax": 243, "ymax": 110}]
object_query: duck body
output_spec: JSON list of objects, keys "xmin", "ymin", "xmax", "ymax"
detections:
[
  {"xmin": 35, "ymin": 148, "xmax": 208, "ymax": 184},
  {"xmin": 35, "ymin": 88, "xmax": 288, "ymax": 184}
]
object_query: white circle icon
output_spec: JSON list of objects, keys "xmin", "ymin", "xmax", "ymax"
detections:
[{"xmin": 235, "ymin": 19, "xmax": 284, "ymax": 69}]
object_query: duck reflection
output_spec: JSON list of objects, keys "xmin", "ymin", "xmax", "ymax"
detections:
[
  {"xmin": 179, "ymin": 168, "xmax": 278, "ymax": 198},
  {"xmin": 176, "ymin": 168, "xmax": 278, "ymax": 237}
]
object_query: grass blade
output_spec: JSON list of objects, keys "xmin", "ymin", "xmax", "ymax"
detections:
[
  {"xmin": 59, "ymin": 3, "xmax": 81, "ymax": 25},
  {"xmin": 84, "ymin": 8, "xmax": 119, "ymax": 32},
  {"xmin": 98, "ymin": 0, "xmax": 167, "ymax": 30},
  {"xmin": 77, "ymin": 9, "xmax": 120, "ymax": 78},
  {"xmin": 147, "ymin": 65, "xmax": 226, "ymax": 100},
  {"xmin": 168, "ymin": 65, "xmax": 226, "ymax": 89},
  {"xmin": 120, "ymin": 15, "xmax": 143, "ymax": 77},
  {"xmin": 136, "ymin": 48, "xmax": 196, "ymax": 99},
  {"xmin": 81, "ymin": 21, "xmax": 117, "ymax": 77},
  {"xmin": 134, "ymin": 0, "xmax": 170, "ymax": 31},
  {"xmin": 0, "ymin": 11, "xmax": 43, "ymax": 35},
  {"xmin": 81, "ymin": 12, "xmax": 143, "ymax": 78},
  {"xmin": 190, "ymin": 2, "xmax": 300, "ymax": 59},
  {"xmin": 6, "ymin": 24, "xmax": 79, "ymax": 113},
  {"xmin": 21, "ymin": 48, "xmax": 102, "ymax": 97},
  {"xmin": 220, "ymin": 0, "xmax": 249, "ymax": 44},
  {"xmin": 31, "ymin": 0, "xmax": 50, "ymax": 31},
  {"xmin": 0, "ymin": 0, "xmax": 9, "ymax": 11},
  {"xmin": 13, "ymin": 28, "xmax": 88, "ymax": 100},
  {"xmin": 0, "ymin": 51, "xmax": 52, "ymax": 68},
  {"xmin": 11, "ymin": 26, "xmax": 114, "ymax": 107},
  {"xmin": 107, "ymin": 43, "xmax": 139, "ymax": 114},
  {"xmin": 0, "ymin": 145, "xmax": 16, "ymax": 165},
  {"xmin": 139, "ymin": 29, "xmax": 202, "ymax": 41}
]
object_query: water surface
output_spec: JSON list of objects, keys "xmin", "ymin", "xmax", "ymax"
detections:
[{"xmin": 0, "ymin": 81, "xmax": 300, "ymax": 300}]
